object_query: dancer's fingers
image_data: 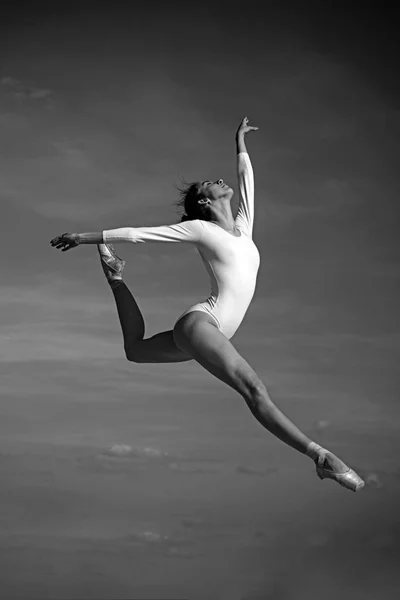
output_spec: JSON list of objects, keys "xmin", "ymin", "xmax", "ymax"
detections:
[{"xmin": 50, "ymin": 233, "xmax": 69, "ymax": 246}]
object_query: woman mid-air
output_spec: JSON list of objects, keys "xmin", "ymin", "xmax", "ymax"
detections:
[{"xmin": 50, "ymin": 117, "xmax": 364, "ymax": 492}]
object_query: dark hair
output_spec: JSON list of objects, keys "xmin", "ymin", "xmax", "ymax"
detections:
[{"xmin": 173, "ymin": 179, "xmax": 212, "ymax": 223}]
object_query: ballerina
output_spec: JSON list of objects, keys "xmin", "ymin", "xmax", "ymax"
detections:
[{"xmin": 50, "ymin": 116, "xmax": 364, "ymax": 492}]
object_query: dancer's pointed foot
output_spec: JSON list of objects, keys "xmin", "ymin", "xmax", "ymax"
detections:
[
  {"xmin": 97, "ymin": 243, "xmax": 125, "ymax": 282},
  {"xmin": 315, "ymin": 451, "xmax": 365, "ymax": 492}
]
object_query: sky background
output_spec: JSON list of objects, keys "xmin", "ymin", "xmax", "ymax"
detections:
[{"xmin": 1, "ymin": 2, "xmax": 399, "ymax": 599}]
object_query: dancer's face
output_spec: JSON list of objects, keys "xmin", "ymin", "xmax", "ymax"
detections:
[{"xmin": 198, "ymin": 179, "xmax": 233, "ymax": 203}]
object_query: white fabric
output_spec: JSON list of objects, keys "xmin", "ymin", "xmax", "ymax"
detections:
[{"xmin": 103, "ymin": 152, "xmax": 260, "ymax": 339}]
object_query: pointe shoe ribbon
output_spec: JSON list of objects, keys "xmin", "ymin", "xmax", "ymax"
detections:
[
  {"xmin": 97, "ymin": 244, "xmax": 125, "ymax": 279},
  {"xmin": 315, "ymin": 454, "xmax": 365, "ymax": 492},
  {"xmin": 102, "ymin": 243, "xmax": 123, "ymax": 262}
]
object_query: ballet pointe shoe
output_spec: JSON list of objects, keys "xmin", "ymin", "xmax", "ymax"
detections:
[
  {"xmin": 97, "ymin": 243, "xmax": 125, "ymax": 281},
  {"xmin": 315, "ymin": 453, "xmax": 365, "ymax": 492}
]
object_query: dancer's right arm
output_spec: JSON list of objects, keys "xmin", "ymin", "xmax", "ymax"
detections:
[
  {"xmin": 50, "ymin": 220, "xmax": 204, "ymax": 251},
  {"xmin": 102, "ymin": 220, "xmax": 204, "ymax": 245}
]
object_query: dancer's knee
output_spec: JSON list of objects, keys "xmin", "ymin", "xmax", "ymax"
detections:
[
  {"xmin": 124, "ymin": 333, "xmax": 193, "ymax": 364},
  {"xmin": 240, "ymin": 378, "xmax": 268, "ymax": 411},
  {"xmin": 125, "ymin": 344, "xmax": 141, "ymax": 362}
]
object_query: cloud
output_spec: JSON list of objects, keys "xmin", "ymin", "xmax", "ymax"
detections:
[
  {"xmin": 77, "ymin": 444, "xmax": 191, "ymax": 476},
  {"xmin": 1, "ymin": 75, "xmax": 53, "ymax": 104},
  {"xmin": 117, "ymin": 527, "xmax": 199, "ymax": 559},
  {"xmin": 313, "ymin": 419, "xmax": 332, "ymax": 433},
  {"xmin": 0, "ymin": 77, "xmax": 20, "ymax": 86},
  {"xmin": 168, "ymin": 459, "xmax": 224, "ymax": 474},
  {"xmin": 365, "ymin": 472, "xmax": 384, "ymax": 489},
  {"xmin": 78, "ymin": 444, "xmax": 226, "ymax": 477},
  {"xmin": 99, "ymin": 444, "xmax": 168, "ymax": 460},
  {"xmin": 181, "ymin": 516, "xmax": 207, "ymax": 530},
  {"xmin": 236, "ymin": 464, "xmax": 278, "ymax": 477},
  {"xmin": 0, "ymin": 69, "xmax": 230, "ymax": 224}
]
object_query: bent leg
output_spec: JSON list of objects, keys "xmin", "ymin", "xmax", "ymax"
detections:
[
  {"xmin": 173, "ymin": 311, "xmax": 312, "ymax": 454},
  {"xmin": 127, "ymin": 330, "xmax": 193, "ymax": 363},
  {"xmin": 111, "ymin": 280, "xmax": 145, "ymax": 350},
  {"xmin": 109, "ymin": 281, "xmax": 192, "ymax": 363}
]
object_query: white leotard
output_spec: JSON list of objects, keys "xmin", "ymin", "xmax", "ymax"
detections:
[{"xmin": 103, "ymin": 152, "xmax": 260, "ymax": 339}]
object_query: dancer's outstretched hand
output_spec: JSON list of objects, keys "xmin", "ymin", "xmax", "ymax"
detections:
[
  {"xmin": 50, "ymin": 233, "xmax": 80, "ymax": 251},
  {"xmin": 236, "ymin": 116, "xmax": 258, "ymax": 136}
]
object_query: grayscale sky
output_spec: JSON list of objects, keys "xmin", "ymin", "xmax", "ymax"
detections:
[{"xmin": 1, "ymin": 2, "xmax": 399, "ymax": 599}]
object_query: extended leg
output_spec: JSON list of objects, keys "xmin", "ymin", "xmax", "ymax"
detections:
[
  {"xmin": 173, "ymin": 311, "xmax": 365, "ymax": 491},
  {"xmin": 174, "ymin": 312, "xmax": 312, "ymax": 453}
]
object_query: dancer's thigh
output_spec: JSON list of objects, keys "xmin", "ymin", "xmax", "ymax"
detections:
[
  {"xmin": 173, "ymin": 311, "xmax": 264, "ymax": 398},
  {"xmin": 127, "ymin": 330, "xmax": 193, "ymax": 363}
]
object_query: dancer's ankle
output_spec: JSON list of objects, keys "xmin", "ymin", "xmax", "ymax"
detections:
[
  {"xmin": 305, "ymin": 441, "xmax": 325, "ymax": 460},
  {"xmin": 108, "ymin": 277, "xmax": 123, "ymax": 289}
]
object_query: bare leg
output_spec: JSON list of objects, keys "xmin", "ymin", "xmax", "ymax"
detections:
[
  {"xmin": 173, "ymin": 312, "xmax": 365, "ymax": 490},
  {"xmin": 174, "ymin": 312, "xmax": 313, "ymax": 454}
]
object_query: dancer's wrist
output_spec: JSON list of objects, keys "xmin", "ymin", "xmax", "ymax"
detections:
[{"xmin": 77, "ymin": 232, "xmax": 103, "ymax": 244}]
